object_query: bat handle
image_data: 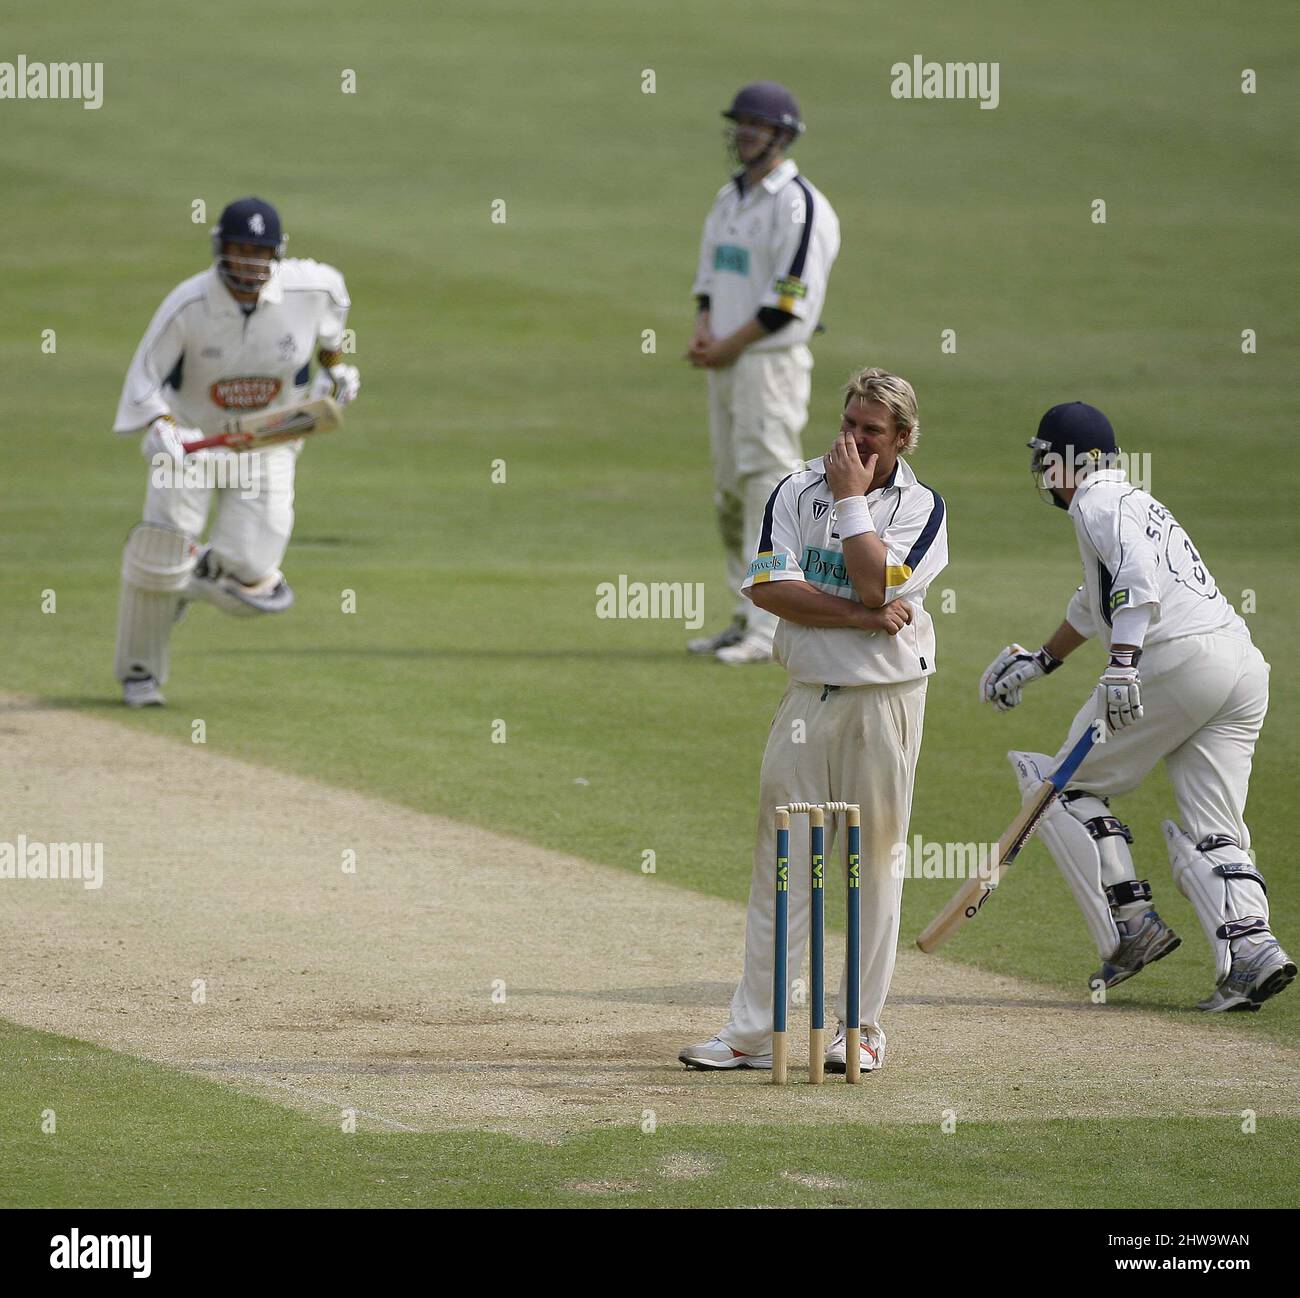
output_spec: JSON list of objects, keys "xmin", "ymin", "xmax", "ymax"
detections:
[{"xmin": 181, "ymin": 432, "xmax": 252, "ymax": 453}]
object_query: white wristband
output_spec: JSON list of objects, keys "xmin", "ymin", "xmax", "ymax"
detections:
[
  {"xmin": 1110, "ymin": 603, "xmax": 1152, "ymax": 650},
  {"xmin": 834, "ymin": 496, "xmax": 876, "ymax": 539}
]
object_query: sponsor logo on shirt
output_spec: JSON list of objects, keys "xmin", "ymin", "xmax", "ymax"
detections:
[
  {"xmin": 713, "ymin": 244, "xmax": 750, "ymax": 275},
  {"xmin": 1108, "ymin": 587, "xmax": 1131, "ymax": 612},
  {"xmin": 209, "ymin": 376, "xmax": 283, "ymax": 409},
  {"xmin": 747, "ymin": 552, "xmax": 787, "ymax": 580},
  {"xmin": 812, "ymin": 499, "xmax": 831, "ymax": 521},
  {"xmin": 801, "ymin": 545, "xmax": 851, "ymax": 589}
]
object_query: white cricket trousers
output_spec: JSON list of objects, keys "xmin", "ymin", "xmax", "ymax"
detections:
[
  {"xmin": 721, "ymin": 675, "xmax": 928, "ymax": 1053},
  {"xmin": 707, "ymin": 346, "xmax": 812, "ymax": 644},
  {"xmin": 1057, "ymin": 631, "xmax": 1269, "ymax": 850},
  {"xmin": 143, "ymin": 444, "xmax": 298, "ymax": 584}
]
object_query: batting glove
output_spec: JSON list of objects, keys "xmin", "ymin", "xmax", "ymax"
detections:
[
  {"xmin": 140, "ymin": 415, "xmax": 193, "ymax": 465},
  {"xmin": 326, "ymin": 362, "xmax": 361, "ymax": 406},
  {"xmin": 980, "ymin": 643, "xmax": 1063, "ymax": 712},
  {"xmin": 1100, "ymin": 649, "xmax": 1143, "ymax": 731}
]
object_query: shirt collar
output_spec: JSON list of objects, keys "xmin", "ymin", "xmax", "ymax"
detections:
[
  {"xmin": 869, "ymin": 458, "xmax": 913, "ymax": 498},
  {"xmin": 732, "ymin": 157, "xmax": 798, "ymax": 198},
  {"xmin": 1067, "ymin": 467, "xmax": 1128, "ymax": 517},
  {"xmin": 762, "ymin": 158, "xmax": 798, "ymax": 193}
]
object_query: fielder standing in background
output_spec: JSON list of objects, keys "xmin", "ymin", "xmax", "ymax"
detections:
[
  {"xmin": 681, "ymin": 368, "xmax": 947, "ymax": 1074},
  {"xmin": 112, "ymin": 197, "xmax": 360, "ymax": 707},
  {"xmin": 980, "ymin": 402, "xmax": 1293, "ymax": 1010},
  {"xmin": 685, "ymin": 81, "xmax": 840, "ymax": 665}
]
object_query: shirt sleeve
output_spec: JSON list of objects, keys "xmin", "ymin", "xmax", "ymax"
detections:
[
  {"xmin": 741, "ymin": 474, "xmax": 805, "ymax": 590},
  {"xmin": 1078, "ymin": 488, "xmax": 1162, "ymax": 624},
  {"xmin": 113, "ymin": 293, "xmax": 187, "ymax": 432},
  {"xmin": 315, "ymin": 265, "xmax": 351, "ymax": 352},
  {"xmin": 691, "ymin": 203, "xmax": 717, "ymax": 300},
  {"xmin": 758, "ymin": 179, "xmax": 834, "ymax": 321},
  {"xmin": 1065, "ymin": 584, "xmax": 1098, "ymax": 639},
  {"xmin": 881, "ymin": 485, "xmax": 948, "ymax": 602}
]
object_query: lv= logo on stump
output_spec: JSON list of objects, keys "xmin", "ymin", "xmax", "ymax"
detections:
[{"xmin": 773, "ymin": 802, "xmax": 861, "ymax": 1085}]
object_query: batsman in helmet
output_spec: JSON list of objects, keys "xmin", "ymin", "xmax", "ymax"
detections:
[
  {"xmin": 111, "ymin": 197, "xmax": 360, "ymax": 706},
  {"xmin": 980, "ymin": 402, "xmax": 1293, "ymax": 1011}
]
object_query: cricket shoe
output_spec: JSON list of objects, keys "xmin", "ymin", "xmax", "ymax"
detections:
[
  {"xmin": 1090, "ymin": 909, "xmax": 1181, "ymax": 990},
  {"xmin": 678, "ymin": 1036, "xmax": 772, "ymax": 1071},
  {"xmin": 715, "ymin": 633, "xmax": 774, "ymax": 666},
  {"xmin": 687, "ymin": 618, "xmax": 745, "ymax": 656},
  {"xmin": 824, "ymin": 1026, "xmax": 886, "ymax": 1074},
  {"xmin": 123, "ymin": 675, "xmax": 165, "ymax": 708},
  {"xmin": 1197, "ymin": 937, "xmax": 1296, "ymax": 1013}
]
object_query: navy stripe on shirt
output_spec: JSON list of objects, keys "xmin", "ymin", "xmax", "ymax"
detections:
[
  {"xmin": 902, "ymin": 487, "xmax": 946, "ymax": 570},
  {"xmin": 758, "ymin": 473, "xmax": 796, "ymax": 552},
  {"xmin": 786, "ymin": 177, "xmax": 815, "ymax": 279}
]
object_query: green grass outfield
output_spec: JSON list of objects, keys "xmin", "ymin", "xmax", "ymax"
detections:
[
  {"xmin": 2, "ymin": 0, "xmax": 1297, "ymax": 1205},
  {"xmin": 6, "ymin": 1021, "xmax": 1297, "ymax": 1208}
]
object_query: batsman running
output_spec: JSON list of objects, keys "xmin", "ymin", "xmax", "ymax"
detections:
[
  {"xmin": 112, "ymin": 197, "xmax": 359, "ymax": 707},
  {"xmin": 979, "ymin": 402, "xmax": 1294, "ymax": 1011},
  {"xmin": 680, "ymin": 368, "xmax": 947, "ymax": 1074}
]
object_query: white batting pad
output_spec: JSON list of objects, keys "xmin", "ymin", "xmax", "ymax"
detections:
[
  {"xmin": 1166, "ymin": 819, "xmax": 1269, "ymax": 984},
  {"xmin": 114, "ymin": 523, "xmax": 197, "ymax": 684},
  {"xmin": 1008, "ymin": 750, "xmax": 1120, "ymax": 961}
]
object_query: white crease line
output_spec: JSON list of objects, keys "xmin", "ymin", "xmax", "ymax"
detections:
[{"xmin": 220, "ymin": 1069, "xmax": 421, "ymax": 1132}]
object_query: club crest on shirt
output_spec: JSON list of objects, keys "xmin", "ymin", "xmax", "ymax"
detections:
[
  {"xmin": 812, "ymin": 499, "xmax": 831, "ymax": 522},
  {"xmin": 277, "ymin": 333, "xmax": 298, "ymax": 361},
  {"xmin": 209, "ymin": 376, "xmax": 282, "ymax": 409}
]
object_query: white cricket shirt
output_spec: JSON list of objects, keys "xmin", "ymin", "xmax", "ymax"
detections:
[
  {"xmin": 691, "ymin": 158, "xmax": 840, "ymax": 352},
  {"xmin": 1064, "ymin": 470, "xmax": 1251, "ymax": 650},
  {"xmin": 114, "ymin": 258, "xmax": 351, "ymax": 435},
  {"xmin": 742, "ymin": 456, "xmax": 949, "ymax": 685}
]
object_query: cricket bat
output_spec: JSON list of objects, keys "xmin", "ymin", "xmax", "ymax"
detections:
[
  {"xmin": 182, "ymin": 397, "xmax": 342, "ymax": 453},
  {"xmin": 916, "ymin": 723, "xmax": 1100, "ymax": 953}
]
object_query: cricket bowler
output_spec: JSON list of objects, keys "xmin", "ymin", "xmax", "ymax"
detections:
[
  {"xmin": 980, "ymin": 401, "xmax": 1294, "ymax": 1010},
  {"xmin": 685, "ymin": 81, "xmax": 840, "ymax": 665},
  {"xmin": 680, "ymin": 367, "xmax": 947, "ymax": 1073},
  {"xmin": 112, "ymin": 197, "xmax": 359, "ymax": 707}
]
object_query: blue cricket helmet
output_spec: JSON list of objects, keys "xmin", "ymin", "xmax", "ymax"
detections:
[
  {"xmin": 1029, "ymin": 402, "xmax": 1122, "ymax": 509},
  {"xmin": 213, "ymin": 197, "xmax": 286, "ymax": 251},
  {"xmin": 211, "ymin": 197, "xmax": 287, "ymax": 296},
  {"xmin": 722, "ymin": 81, "xmax": 805, "ymax": 136}
]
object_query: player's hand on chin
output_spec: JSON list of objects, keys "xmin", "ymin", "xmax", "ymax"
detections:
[{"xmin": 825, "ymin": 431, "xmax": 877, "ymax": 499}]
